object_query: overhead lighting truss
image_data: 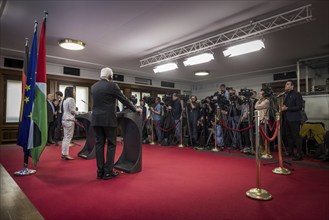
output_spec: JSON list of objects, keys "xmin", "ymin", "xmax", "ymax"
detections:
[{"xmin": 140, "ymin": 4, "xmax": 313, "ymax": 68}]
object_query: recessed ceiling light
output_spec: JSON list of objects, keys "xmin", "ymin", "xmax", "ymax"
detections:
[
  {"xmin": 195, "ymin": 71, "xmax": 209, "ymax": 76},
  {"xmin": 59, "ymin": 39, "xmax": 86, "ymax": 50}
]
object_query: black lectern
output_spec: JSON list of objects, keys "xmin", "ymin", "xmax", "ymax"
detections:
[
  {"xmin": 76, "ymin": 112, "xmax": 96, "ymax": 159},
  {"xmin": 114, "ymin": 109, "xmax": 143, "ymax": 173}
]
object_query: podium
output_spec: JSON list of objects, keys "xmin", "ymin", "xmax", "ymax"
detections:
[
  {"xmin": 76, "ymin": 110, "xmax": 143, "ymax": 174},
  {"xmin": 76, "ymin": 112, "xmax": 96, "ymax": 159},
  {"xmin": 114, "ymin": 110, "xmax": 143, "ymax": 173}
]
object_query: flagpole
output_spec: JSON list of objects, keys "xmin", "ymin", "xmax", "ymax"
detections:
[{"xmin": 15, "ymin": 20, "xmax": 39, "ymax": 176}]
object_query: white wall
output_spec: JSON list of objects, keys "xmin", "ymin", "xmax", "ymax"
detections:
[{"xmin": 46, "ymin": 62, "xmax": 192, "ymax": 93}]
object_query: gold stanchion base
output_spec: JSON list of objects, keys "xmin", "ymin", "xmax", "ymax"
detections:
[
  {"xmin": 178, "ymin": 144, "xmax": 184, "ymax": 148},
  {"xmin": 272, "ymin": 167, "xmax": 291, "ymax": 175},
  {"xmin": 212, "ymin": 147, "xmax": 219, "ymax": 152},
  {"xmin": 150, "ymin": 142, "xmax": 155, "ymax": 145},
  {"xmin": 261, "ymin": 153, "xmax": 273, "ymax": 159},
  {"xmin": 246, "ymin": 188, "xmax": 272, "ymax": 201},
  {"xmin": 14, "ymin": 168, "xmax": 36, "ymax": 176}
]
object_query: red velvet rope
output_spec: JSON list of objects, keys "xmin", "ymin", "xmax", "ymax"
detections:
[
  {"xmin": 259, "ymin": 120, "xmax": 280, "ymax": 142},
  {"xmin": 218, "ymin": 120, "xmax": 255, "ymax": 133},
  {"xmin": 151, "ymin": 118, "xmax": 180, "ymax": 132},
  {"xmin": 267, "ymin": 120, "xmax": 276, "ymax": 132}
]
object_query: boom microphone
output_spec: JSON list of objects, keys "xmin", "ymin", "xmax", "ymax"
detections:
[{"xmin": 81, "ymin": 99, "xmax": 88, "ymax": 105}]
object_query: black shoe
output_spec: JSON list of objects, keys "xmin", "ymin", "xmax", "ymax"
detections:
[
  {"xmin": 48, "ymin": 141, "xmax": 55, "ymax": 144},
  {"xmin": 61, "ymin": 155, "xmax": 75, "ymax": 160},
  {"xmin": 97, "ymin": 172, "xmax": 104, "ymax": 179},
  {"xmin": 103, "ymin": 171, "xmax": 119, "ymax": 180}
]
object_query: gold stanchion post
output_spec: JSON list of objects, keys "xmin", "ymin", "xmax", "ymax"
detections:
[
  {"xmin": 262, "ymin": 121, "xmax": 272, "ymax": 159},
  {"xmin": 178, "ymin": 115, "xmax": 184, "ymax": 147},
  {"xmin": 246, "ymin": 110, "xmax": 272, "ymax": 200},
  {"xmin": 150, "ymin": 118, "xmax": 155, "ymax": 145},
  {"xmin": 272, "ymin": 110, "xmax": 291, "ymax": 175},
  {"xmin": 212, "ymin": 114, "xmax": 218, "ymax": 151}
]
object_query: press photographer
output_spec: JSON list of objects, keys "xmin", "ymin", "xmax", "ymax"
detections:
[
  {"xmin": 186, "ymin": 95, "xmax": 200, "ymax": 147},
  {"xmin": 149, "ymin": 97, "xmax": 163, "ymax": 144}
]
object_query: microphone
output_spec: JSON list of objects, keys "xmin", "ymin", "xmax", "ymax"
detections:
[
  {"xmin": 81, "ymin": 99, "xmax": 88, "ymax": 105},
  {"xmin": 276, "ymin": 91, "xmax": 287, "ymax": 98}
]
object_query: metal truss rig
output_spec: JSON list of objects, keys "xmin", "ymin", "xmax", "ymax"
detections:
[{"xmin": 140, "ymin": 4, "xmax": 313, "ymax": 68}]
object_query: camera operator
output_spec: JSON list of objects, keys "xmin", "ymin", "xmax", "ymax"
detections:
[
  {"xmin": 168, "ymin": 93, "xmax": 182, "ymax": 144},
  {"xmin": 214, "ymin": 83, "xmax": 230, "ymax": 101},
  {"xmin": 149, "ymin": 97, "xmax": 163, "ymax": 144},
  {"xmin": 139, "ymin": 99, "xmax": 149, "ymax": 143},
  {"xmin": 187, "ymin": 95, "xmax": 200, "ymax": 147},
  {"xmin": 198, "ymin": 96, "xmax": 215, "ymax": 147},
  {"xmin": 227, "ymin": 88, "xmax": 242, "ymax": 149},
  {"xmin": 239, "ymin": 96, "xmax": 251, "ymax": 151}
]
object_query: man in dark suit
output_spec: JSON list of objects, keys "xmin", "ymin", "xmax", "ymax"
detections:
[
  {"xmin": 282, "ymin": 80, "xmax": 303, "ymax": 160},
  {"xmin": 91, "ymin": 67, "xmax": 142, "ymax": 180},
  {"xmin": 47, "ymin": 93, "xmax": 56, "ymax": 145}
]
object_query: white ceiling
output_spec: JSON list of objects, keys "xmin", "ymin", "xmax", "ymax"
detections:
[{"xmin": 1, "ymin": 0, "xmax": 328, "ymax": 85}]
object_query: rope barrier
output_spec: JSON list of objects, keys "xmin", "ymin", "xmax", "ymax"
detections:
[
  {"xmin": 218, "ymin": 120, "xmax": 255, "ymax": 132},
  {"xmin": 259, "ymin": 120, "xmax": 280, "ymax": 142},
  {"xmin": 267, "ymin": 120, "xmax": 276, "ymax": 132},
  {"xmin": 151, "ymin": 118, "xmax": 180, "ymax": 132}
]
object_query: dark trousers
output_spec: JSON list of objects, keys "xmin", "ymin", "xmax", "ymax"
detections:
[
  {"xmin": 284, "ymin": 120, "xmax": 302, "ymax": 157},
  {"xmin": 240, "ymin": 121, "xmax": 251, "ymax": 147},
  {"xmin": 188, "ymin": 119, "xmax": 198, "ymax": 146},
  {"xmin": 93, "ymin": 126, "xmax": 117, "ymax": 175},
  {"xmin": 48, "ymin": 121, "xmax": 55, "ymax": 142},
  {"xmin": 55, "ymin": 114, "xmax": 62, "ymax": 143}
]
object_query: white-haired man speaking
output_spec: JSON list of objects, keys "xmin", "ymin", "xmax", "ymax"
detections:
[{"xmin": 91, "ymin": 67, "xmax": 142, "ymax": 180}]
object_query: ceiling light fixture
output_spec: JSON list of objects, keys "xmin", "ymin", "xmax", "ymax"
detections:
[
  {"xmin": 223, "ymin": 40, "xmax": 265, "ymax": 57},
  {"xmin": 183, "ymin": 53, "xmax": 214, "ymax": 66},
  {"xmin": 59, "ymin": 39, "xmax": 86, "ymax": 50},
  {"xmin": 195, "ymin": 71, "xmax": 209, "ymax": 76},
  {"xmin": 153, "ymin": 62, "xmax": 178, "ymax": 73}
]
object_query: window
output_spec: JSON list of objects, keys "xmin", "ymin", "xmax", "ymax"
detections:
[
  {"xmin": 6, "ymin": 80, "xmax": 22, "ymax": 123},
  {"xmin": 59, "ymin": 84, "xmax": 89, "ymax": 113},
  {"xmin": 76, "ymin": 86, "xmax": 89, "ymax": 112},
  {"xmin": 131, "ymin": 91, "xmax": 140, "ymax": 106}
]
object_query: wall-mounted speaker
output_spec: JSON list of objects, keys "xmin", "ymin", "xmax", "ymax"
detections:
[
  {"xmin": 4, "ymin": 58, "xmax": 24, "ymax": 69},
  {"xmin": 273, "ymin": 71, "xmax": 296, "ymax": 81},
  {"xmin": 63, "ymin": 66, "xmax": 80, "ymax": 76}
]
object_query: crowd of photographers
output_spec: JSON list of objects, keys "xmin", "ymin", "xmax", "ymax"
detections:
[{"xmin": 135, "ymin": 83, "xmax": 276, "ymax": 154}]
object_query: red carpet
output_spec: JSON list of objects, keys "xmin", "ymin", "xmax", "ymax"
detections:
[{"xmin": 0, "ymin": 141, "xmax": 328, "ymax": 220}]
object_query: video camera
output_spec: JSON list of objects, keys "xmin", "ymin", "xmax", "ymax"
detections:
[
  {"xmin": 262, "ymin": 84, "xmax": 275, "ymax": 98},
  {"xmin": 161, "ymin": 94, "xmax": 172, "ymax": 106},
  {"xmin": 176, "ymin": 94, "xmax": 190, "ymax": 102},
  {"xmin": 142, "ymin": 96, "xmax": 155, "ymax": 105},
  {"xmin": 238, "ymin": 88, "xmax": 254, "ymax": 98},
  {"xmin": 212, "ymin": 93, "xmax": 229, "ymax": 108},
  {"xmin": 129, "ymin": 95, "xmax": 138, "ymax": 105}
]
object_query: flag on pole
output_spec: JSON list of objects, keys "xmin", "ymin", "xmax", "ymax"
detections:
[
  {"xmin": 17, "ymin": 22, "xmax": 38, "ymax": 152},
  {"xmin": 31, "ymin": 15, "xmax": 48, "ymax": 166},
  {"xmin": 19, "ymin": 39, "xmax": 30, "ymax": 122}
]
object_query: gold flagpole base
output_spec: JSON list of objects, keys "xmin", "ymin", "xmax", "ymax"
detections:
[
  {"xmin": 272, "ymin": 167, "xmax": 291, "ymax": 175},
  {"xmin": 14, "ymin": 168, "xmax": 36, "ymax": 176},
  {"xmin": 246, "ymin": 188, "xmax": 272, "ymax": 201},
  {"xmin": 261, "ymin": 153, "xmax": 273, "ymax": 159},
  {"xmin": 150, "ymin": 141, "xmax": 155, "ymax": 145},
  {"xmin": 178, "ymin": 144, "xmax": 184, "ymax": 148}
]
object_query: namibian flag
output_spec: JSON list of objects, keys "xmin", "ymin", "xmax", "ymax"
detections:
[
  {"xmin": 17, "ymin": 22, "xmax": 38, "ymax": 152},
  {"xmin": 31, "ymin": 16, "xmax": 48, "ymax": 166}
]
